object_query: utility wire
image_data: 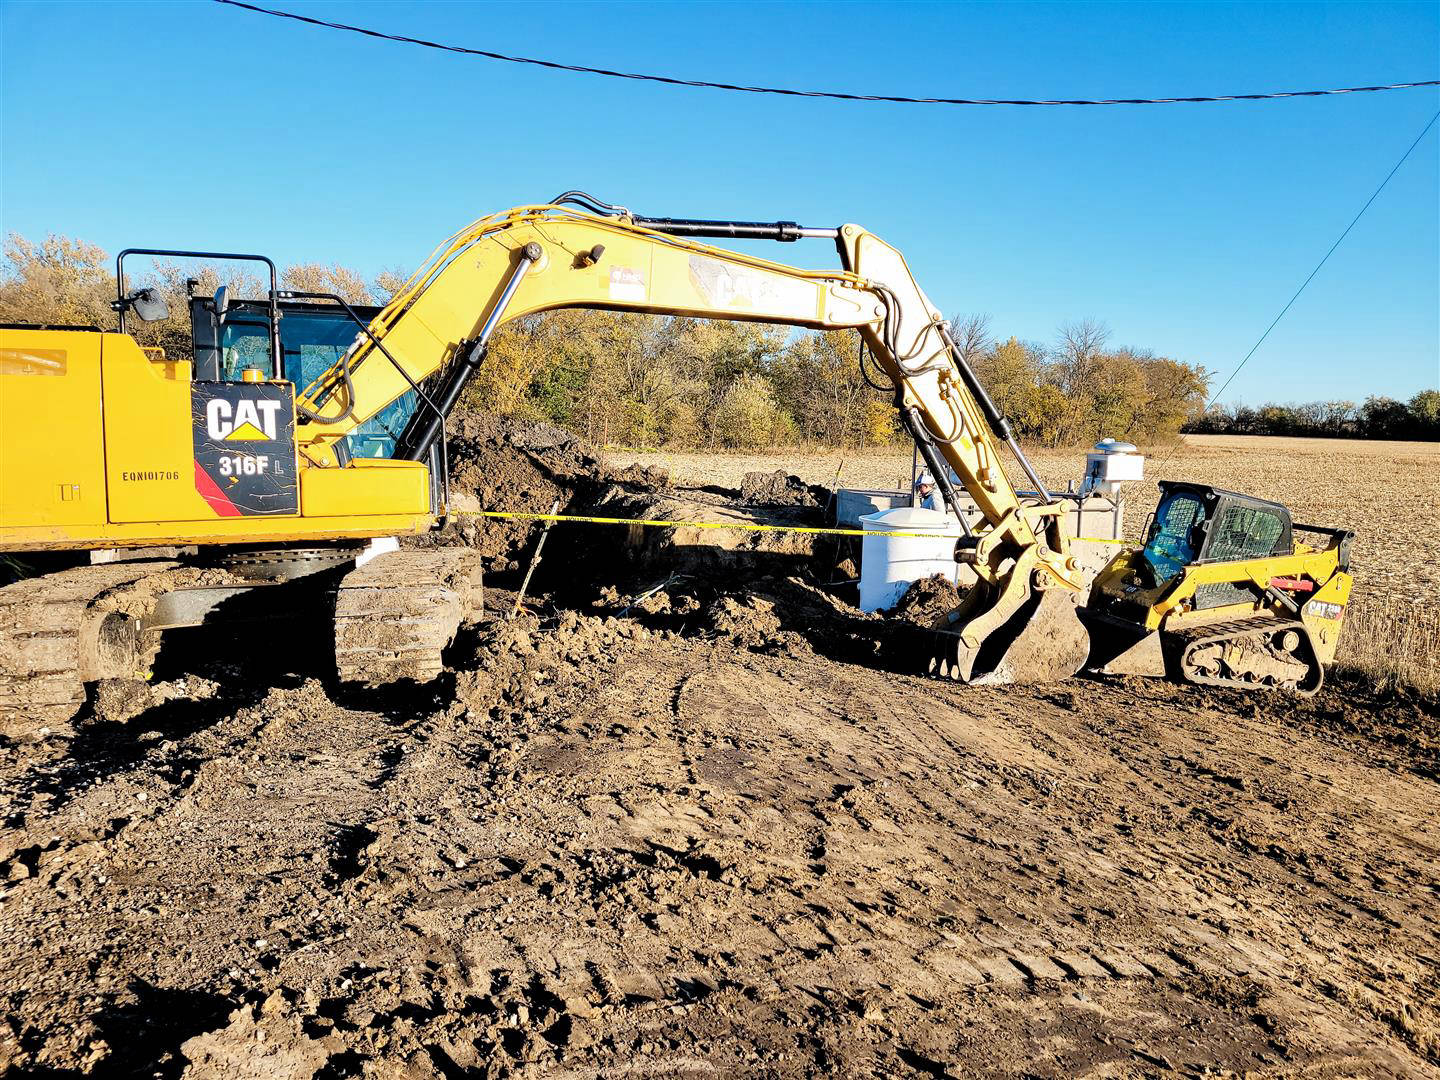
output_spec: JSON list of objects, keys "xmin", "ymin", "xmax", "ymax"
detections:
[
  {"xmin": 212, "ymin": 0, "xmax": 1439, "ymax": 108},
  {"xmin": 1160, "ymin": 107, "xmax": 1440, "ymax": 468}
]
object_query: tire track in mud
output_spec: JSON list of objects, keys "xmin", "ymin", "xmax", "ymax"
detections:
[
  {"xmin": 4, "ymin": 614, "xmax": 1438, "ymax": 1076},
  {"xmin": 470, "ymin": 639, "xmax": 1436, "ymax": 1074}
]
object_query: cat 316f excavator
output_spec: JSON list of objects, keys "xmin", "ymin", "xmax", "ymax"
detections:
[{"xmin": 0, "ymin": 194, "xmax": 1352, "ymax": 733}]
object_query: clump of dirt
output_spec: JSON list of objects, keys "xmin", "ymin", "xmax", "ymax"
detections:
[
  {"xmin": 893, "ymin": 574, "xmax": 962, "ymax": 628},
  {"xmin": 703, "ymin": 592, "xmax": 798, "ymax": 653},
  {"xmin": 739, "ymin": 469, "xmax": 827, "ymax": 507},
  {"xmin": 423, "ymin": 411, "xmax": 668, "ymax": 570},
  {"xmin": 180, "ymin": 993, "xmax": 338, "ymax": 1080}
]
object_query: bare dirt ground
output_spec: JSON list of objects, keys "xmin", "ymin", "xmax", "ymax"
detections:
[{"xmin": 3, "ymin": 426, "xmax": 1439, "ymax": 1078}]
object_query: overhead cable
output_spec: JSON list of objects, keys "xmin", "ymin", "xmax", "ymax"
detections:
[
  {"xmin": 1160, "ymin": 107, "xmax": 1440, "ymax": 465},
  {"xmin": 212, "ymin": 0, "xmax": 1439, "ymax": 108}
]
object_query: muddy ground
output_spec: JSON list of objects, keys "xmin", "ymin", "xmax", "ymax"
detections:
[{"xmin": 2, "ymin": 421, "xmax": 1438, "ymax": 1078}]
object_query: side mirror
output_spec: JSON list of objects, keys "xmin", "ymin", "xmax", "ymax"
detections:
[
  {"xmin": 128, "ymin": 287, "xmax": 170, "ymax": 323},
  {"xmin": 213, "ymin": 285, "xmax": 230, "ymax": 326}
]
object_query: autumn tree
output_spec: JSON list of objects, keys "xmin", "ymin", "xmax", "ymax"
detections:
[
  {"xmin": 3, "ymin": 231, "xmax": 1248, "ymax": 450},
  {"xmin": 770, "ymin": 330, "xmax": 892, "ymax": 447},
  {"xmin": 280, "ymin": 264, "xmax": 374, "ymax": 304},
  {"xmin": 0, "ymin": 234, "xmax": 113, "ymax": 329}
]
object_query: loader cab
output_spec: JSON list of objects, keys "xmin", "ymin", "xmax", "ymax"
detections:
[
  {"xmin": 1140, "ymin": 482, "xmax": 1292, "ymax": 585},
  {"xmin": 188, "ymin": 294, "xmax": 420, "ymax": 460}
]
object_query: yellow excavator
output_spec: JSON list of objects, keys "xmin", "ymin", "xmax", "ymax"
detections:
[{"xmin": 0, "ymin": 194, "xmax": 1351, "ymax": 732}]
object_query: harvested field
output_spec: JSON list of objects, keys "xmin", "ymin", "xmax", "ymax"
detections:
[{"xmin": 3, "ymin": 423, "xmax": 1438, "ymax": 1077}]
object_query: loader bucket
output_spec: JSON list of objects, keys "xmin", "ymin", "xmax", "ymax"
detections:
[
  {"xmin": 1079, "ymin": 609, "xmax": 1167, "ymax": 678},
  {"xmin": 929, "ymin": 584, "xmax": 1091, "ymax": 685}
]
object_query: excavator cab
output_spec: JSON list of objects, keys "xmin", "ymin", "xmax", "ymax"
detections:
[{"xmin": 188, "ymin": 293, "xmax": 421, "ymax": 461}]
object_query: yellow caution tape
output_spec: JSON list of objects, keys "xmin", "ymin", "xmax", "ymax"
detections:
[{"xmin": 456, "ymin": 508, "xmax": 1132, "ymax": 545}]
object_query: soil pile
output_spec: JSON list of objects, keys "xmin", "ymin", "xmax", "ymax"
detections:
[
  {"xmin": 739, "ymin": 469, "xmax": 828, "ymax": 507},
  {"xmin": 429, "ymin": 413, "xmax": 840, "ymax": 590},
  {"xmin": 892, "ymin": 574, "xmax": 963, "ymax": 628},
  {"xmin": 428, "ymin": 412, "xmax": 668, "ymax": 570}
]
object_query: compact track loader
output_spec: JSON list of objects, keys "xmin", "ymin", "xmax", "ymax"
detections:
[{"xmin": 1082, "ymin": 481, "xmax": 1354, "ymax": 695}]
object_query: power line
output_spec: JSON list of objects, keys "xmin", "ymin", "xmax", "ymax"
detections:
[
  {"xmin": 1162, "ymin": 107, "xmax": 1440, "ymax": 465},
  {"xmin": 212, "ymin": 0, "xmax": 1439, "ymax": 108}
]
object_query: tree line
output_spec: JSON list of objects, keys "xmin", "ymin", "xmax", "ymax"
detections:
[
  {"xmin": 2, "ymin": 233, "xmax": 1216, "ymax": 448},
  {"xmin": 1185, "ymin": 393, "xmax": 1440, "ymax": 441}
]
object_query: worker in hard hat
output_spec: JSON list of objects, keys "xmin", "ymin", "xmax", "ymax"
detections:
[{"xmin": 914, "ymin": 470, "xmax": 939, "ymax": 511}]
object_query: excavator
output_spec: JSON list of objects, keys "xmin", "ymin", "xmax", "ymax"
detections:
[{"xmin": 0, "ymin": 194, "xmax": 1353, "ymax": 733}]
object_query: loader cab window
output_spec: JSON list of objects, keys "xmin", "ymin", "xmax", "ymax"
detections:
[
  {"xmin": 1205, "ymin": 503, "xmax": 1289, "ymax": 563},
  {"xmin": 1141, "ymin": 489, "xmax": 1206, "ymax": 585}
]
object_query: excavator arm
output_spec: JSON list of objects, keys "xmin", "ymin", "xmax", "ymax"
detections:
[{"xmin": 295, "ymin": 198, "xmax": 1091, "ymax": 682}]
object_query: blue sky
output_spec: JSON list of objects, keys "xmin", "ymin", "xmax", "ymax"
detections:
[{"xmin": 2, "ymin": 0, "xmax": 1436, "ymax": 406}]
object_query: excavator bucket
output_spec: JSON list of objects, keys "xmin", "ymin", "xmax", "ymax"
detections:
[{"xmin": 929, "ymin": 581, "xmax": 1092, "ymax": 685}]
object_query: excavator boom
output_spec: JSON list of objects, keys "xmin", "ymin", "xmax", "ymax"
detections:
[{"xmin": 290, "ymin": 197, "xmax": 1092, "ymax": 681}]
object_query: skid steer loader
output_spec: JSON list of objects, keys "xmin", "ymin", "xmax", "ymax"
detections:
[{"xmin": 1082, "ymin": 481, "xmax": 1353, "ymax": 694}]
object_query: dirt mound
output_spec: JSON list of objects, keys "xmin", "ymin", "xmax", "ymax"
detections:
[
  {"xmin": 428, "ymin": 412, "xmax": 668, "ymax": 570},
  {"xmin": 739, "ymin": 469, "xmax": 827, "ymax": 507},
  {"xmin": 893, "ymin": 574, "xmax": 963, "ymax": 628},
  {"xmin": 427, "ymin": 414, "xmax": 840, "ymax": 590}
]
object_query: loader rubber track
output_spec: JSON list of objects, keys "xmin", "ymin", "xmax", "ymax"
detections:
[
  {"xmin": 0, "ymin": 561, "xmax": 217, "ymax": 737},
  {"xmin": 333, "ymin": 548, "xmax": 484, "ymax": 688},
  {"xmin": 1172, "ymin": 615, "xmax": 1322, "ymax": 696}
]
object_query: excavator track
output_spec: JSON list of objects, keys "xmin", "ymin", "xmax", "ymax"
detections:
[
  {"xmin": 1171, "ymin": 615, "xmax": 1322, "ymax": 696},
  {"xmin": 333, "ymin": 548, "xmax": 485, "ymax": 688},
  {"xmin": 0, "ymin": 561, "xmax": 222, "ymax": 736}
]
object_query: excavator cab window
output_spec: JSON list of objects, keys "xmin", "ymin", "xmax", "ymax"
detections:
[
  {"xmin": 191, "ymin": 297, "xmax": 420, "ymax": 459},
  {"xmin": 279, "ymin": 307, "xmax": 419, "ymax": 460},
  {"xmin": 218, "ymin": 314, "xmax": 276, "ymax": 380}
]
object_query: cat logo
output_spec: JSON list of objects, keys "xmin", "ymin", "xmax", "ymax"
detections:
[{"xmin": 206, "ymin": 398, "xmax": 283, "ymax": 442}]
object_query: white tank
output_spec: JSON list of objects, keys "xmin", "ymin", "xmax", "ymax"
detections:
[{"xmin": 857, "ymin": 506, "xmax": 963, "ymax": 613}]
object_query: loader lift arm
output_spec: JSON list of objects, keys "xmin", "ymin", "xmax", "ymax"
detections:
[{"xmin": 293, "ymin": 197, "xmax": 1091, "ymax": 682}]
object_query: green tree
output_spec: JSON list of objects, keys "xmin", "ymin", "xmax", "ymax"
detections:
[
  {"xmin": 711, "ymin": 373, "xmax": 794, "ymax": 448},
  {"xmin": 1408, "ymin": 389, "xmax": 1440, "ymax": 438},
  {"xmin": 1359, "ymin": 395, "xmax": 1412, "ymax": 439}
]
